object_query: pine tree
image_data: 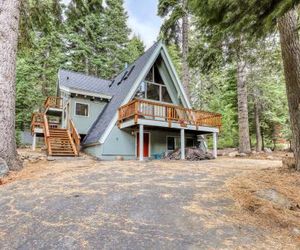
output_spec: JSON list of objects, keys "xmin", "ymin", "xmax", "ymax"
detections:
[
  {"xmin": 64, "ymin": 0, "xmax": 106, "ymax": 75},
  {"xmin": 16, "ymin": 0, "xmax": 65, "ymax": 130},
  {"xmin": 126, "ymin": 35, "xmax": 145, "ymax": 64},
  {"xmin": 190, "ymin": 0, "xmax": 300, "ymax": 169},
  {"xmin": 102, "ymin": 0, "xmax": 131, "ymax": 77},
  {"xmin": 158, "ymin": 0, "xmax": 190, "ymax": 97},
  {"xmin": 64, "ymin": 0, "xmax": 133, "ymax": 79},
  {"xmin": 0, "ymin": 0, "xmax": 22, "ymax": 170}
]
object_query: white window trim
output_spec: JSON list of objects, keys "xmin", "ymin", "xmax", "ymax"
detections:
[{"xmin": 74, "ymin": 102, "xmax": 90, "ymax": 117}]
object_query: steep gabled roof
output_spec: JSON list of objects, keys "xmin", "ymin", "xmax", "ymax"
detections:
[
  {"xmin": 58, "ymin": 69, "xmax": 111, "ymax": 97},
  {"xmin": 82, "ymin": 41, "xmax": 161, "ymax": 145}
]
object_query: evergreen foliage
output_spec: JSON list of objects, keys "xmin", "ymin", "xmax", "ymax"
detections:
[
  {"xmin": 16, "ymin": 0, "xmax": 145, "ymax": 131},
  {"xmin": 158, "ymin": 0, "xmax": 185, "ymax": 44}
]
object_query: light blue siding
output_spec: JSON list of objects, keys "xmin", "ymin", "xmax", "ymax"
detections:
[
  {"xmin": 102, "ymin": 126, "xmax": 136, "ymax": 158},
  {"xmin": 83, "ymin": 125, "xmax": 197, "ymax": 160},
  {"xmin": 69, "ymin": 97, "xmax": 107, "ymax": 135}
]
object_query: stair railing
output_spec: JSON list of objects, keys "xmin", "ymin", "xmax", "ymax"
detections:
[
  {"xmin": 43, "ymin": 114, "xmax": 52, "ymax": 156},
  {"xmin": 68, "ymin": 119, "xmax": 81, "ymax": 155}
]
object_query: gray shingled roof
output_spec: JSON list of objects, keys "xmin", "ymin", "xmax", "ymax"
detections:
[
  {"xmin": 82, "ymin": 42, "xmax": 161, "ymax": 145},
  {"xmin": 58, "ymin": 69, "xmax": 111, "ymax": 96}
]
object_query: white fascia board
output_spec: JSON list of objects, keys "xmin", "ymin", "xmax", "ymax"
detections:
[
  {"xmin": 60, "ymin": 86, "xmax": 112, "ymax": 100},
  {"xmin": 161, "ymin": 44, "xmax": 192, "ymax": 109},
  {"xmin": 99, "ymin": 42, "xmax": 163, "ymax": 144},
  {"xmin": 120, "ymin": 118, "xmax": 219, "ymax": 133}
]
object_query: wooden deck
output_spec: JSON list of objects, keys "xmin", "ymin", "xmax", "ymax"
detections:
[
  {"xmin": 118, "ymin": 99, "xmax": 222, "ymax": 129},
  {"xmin": 44, "ymin": 96, "xmax": 63, "ymax": 110}
]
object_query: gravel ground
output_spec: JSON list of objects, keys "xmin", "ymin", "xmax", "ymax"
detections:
[{"xmin": 0, "ymin": 156, "xmax": 298, "ymax": 249}]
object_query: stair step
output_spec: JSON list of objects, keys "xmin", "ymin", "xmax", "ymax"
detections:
[
  {"xmin": 51, "ymin": 143, "xmax": 72, "ymax": 146},
  {"xmin": 51, "ymin": 153, "xmax": 76, "ymax": 156},
  {"xmin": 51, "ymin": 148, "xmax": 74, "ymax": 154},
  {"xmin": 51, "ymin": 145, "xmax": 73, "ymax": 150},
  {"xmin": 49, "ymin": 137, "xmax": 70, "ymax": 139}
]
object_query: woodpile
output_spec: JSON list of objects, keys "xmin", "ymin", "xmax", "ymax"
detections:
[{"xmin": 165, "ymin": 147, "xmax": 214, "ymax": 161}]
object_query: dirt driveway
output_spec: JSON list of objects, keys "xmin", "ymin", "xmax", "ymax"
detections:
[{"xmin": 0, "ymin": 157, "xmax": 297, "ymax": 249}]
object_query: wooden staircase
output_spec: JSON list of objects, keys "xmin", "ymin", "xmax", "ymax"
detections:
[
  {"xmin": 48, "ymin": 128, "xmax": 78, "ymax": 156},
  {"xmin": 31, "ymin": 112, "xmax": 81, "ymax": 157}
]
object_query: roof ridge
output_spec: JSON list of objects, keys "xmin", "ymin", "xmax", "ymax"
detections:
[{"xmin": 59, "ymin": 68, "xmax": 111, "ymax": 83}]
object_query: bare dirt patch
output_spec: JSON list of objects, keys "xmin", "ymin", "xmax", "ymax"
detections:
[
  {"xmin": 1, "ymin": 150, "xmax": 299, "ymax": 248},
  {"xmin": 227, "ymin": 167, "xmax": 300, "ymax": 241}
]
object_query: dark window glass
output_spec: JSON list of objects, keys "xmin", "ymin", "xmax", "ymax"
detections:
[
  {"xmin": 167, "ymin": 137, "xmax": 175, "ymax": 150},
  {"xmin": 154, "ymin": 65, "xmax": 164, "ymax": 84},
  {"xmin": 145, "ymin": 68, "xmax": 153, "ymax": 82},
  {"xmin": 75, "ymin": 103, "xmax": 88, "ymax": 116},
  {"xmin": 161, "ymin": 86, "xmax": 172, "ymax": 103},
  {"xmin": 186, "ymin": 138, "xmax": 194, "ymax": 147},
  {"xmin": 147, "ymin": 83, "xmax": 160, "ymax": 101}
]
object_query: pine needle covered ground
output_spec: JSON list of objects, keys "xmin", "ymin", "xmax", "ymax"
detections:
[{"xmin": 227, "ymin": 167, "xmax": 300, "ymax": 240}]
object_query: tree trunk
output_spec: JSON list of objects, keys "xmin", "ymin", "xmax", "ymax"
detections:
[
  {"xmin": 254, "ymin": 97, "xmax": 262, "ymax": 152},
  {"xmin": 0, "ymin": 0, "xmax": 22, "ymax": 170},
  {"xmin": 278, "ymin": 9, "xmax": 300, "ymax": 171},
  {"xmin": 182, "ymin": 0, "xmax": 190, "ymax": 99},
  {"xmin": 237, "ymin": 58, "xmax": 251, "ymax": 154}
]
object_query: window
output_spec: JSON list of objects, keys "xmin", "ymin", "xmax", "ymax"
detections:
[
  {"xmin": 75, "ymin": 103, "xmax": 89, "ymax": 116},
  {"xmin": 167, "ymin": 137, "xmax": 175, "ymax": 151},
  {"xmin": 186, "ymin": 138, "xmax": 194, "ymax": 147},
  {"xmin": 134, "ymin": 65, "xmax": 172, "ymax": 103},
  {"xmin": 147, "ymin": 82, "xmax": 160, "ymax": 101},
  {"xmin": 167, "ymin": 136, "xmax": 194, "ymax": 151},
  {"xmin": 161, "ymin": 86, "xmax": 172, "ymax": 103},
  {"xmin": 167, "ymin": 136, "xmax": 180, "ymax": 151}
]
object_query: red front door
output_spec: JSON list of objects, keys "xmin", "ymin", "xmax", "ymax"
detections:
[{"xmin": 137, "ymin": 133, "xmax": 150, "ymax": 158}]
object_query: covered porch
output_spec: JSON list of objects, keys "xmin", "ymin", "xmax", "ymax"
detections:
[{"xmin": 118, "ymin": 99, "xmax": 221, "ymax": 161}]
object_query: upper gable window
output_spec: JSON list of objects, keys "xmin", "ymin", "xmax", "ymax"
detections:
[{"xmin": 136, "ymin": 65, "xmax": 172, "ymax": 103}]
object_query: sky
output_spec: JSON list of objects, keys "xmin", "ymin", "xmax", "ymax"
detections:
[
  {"xmin": 124, "ymin": 0, "xmax": 162, "ymax": 48},
  {"xmin": 62, "ymin": 0, "xmax": 162, "ymax": 49}
]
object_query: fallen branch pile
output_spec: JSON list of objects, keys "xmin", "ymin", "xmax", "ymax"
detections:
[{"xmin": 165, "ymin": 147, "xmax": 214, "ymax": 161}]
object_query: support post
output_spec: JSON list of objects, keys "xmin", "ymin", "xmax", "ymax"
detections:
[
  {"xmin": 32, "ymin": 133, "xmax": 36, "ymax": 151},
  {"xmin": 139, "ymin": 124, "xmax": 144, "ymax": 161},
  {"xmin": 213, "ymin": 132, "xmax": 218, "ymax": 159},
  {"xmin": 181, "ymin": 128, "xmax": 185, "ymax": 160}
]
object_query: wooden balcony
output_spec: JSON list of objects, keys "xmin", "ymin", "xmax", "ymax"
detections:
[
  {"xmin": 118, "ymin": 99, "xmax": 222, "ymax": 130},
  {"xmin": 31, "ymin": 112, "xmax": 45, "ymax": 134},
  {"xmin": 44, "ymin": 96, "xmax": 63, "ymax": 110},
  {"xmin": 31, "ymin": 112, "xmax": 61, "ymax": 134}
]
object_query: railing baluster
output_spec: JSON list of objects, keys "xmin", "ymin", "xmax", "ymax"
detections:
[{"xmin": 117, "ymin": 99, "xmax": 222, "ymax": 129}]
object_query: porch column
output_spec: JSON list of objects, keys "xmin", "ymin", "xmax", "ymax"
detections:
[
  {"xmin": 32, "ymin": 133, "xmax": 36, "ymax": 151},
  {"xmin": 139, "ymin": 124, "xmax": 144, "ymax": 161},
  {"xmin": 181, "ymin": 128, "xmax": 185, "ymax": 160},
  {"xmin": 213, "ymin": 132, "xmax": 218, "ymax": 159}
]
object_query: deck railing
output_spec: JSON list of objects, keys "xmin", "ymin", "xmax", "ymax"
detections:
[
  {"xmin": 44, "ymin": 96, "xmax": 63, "ymax": 110},
  {"xmin": 68, "ymin": 119, "xmax": 81, "ymax": 155},
  {"xmin": 118, "ymin": 99, "xmax": 222, "ymax": 129}
]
